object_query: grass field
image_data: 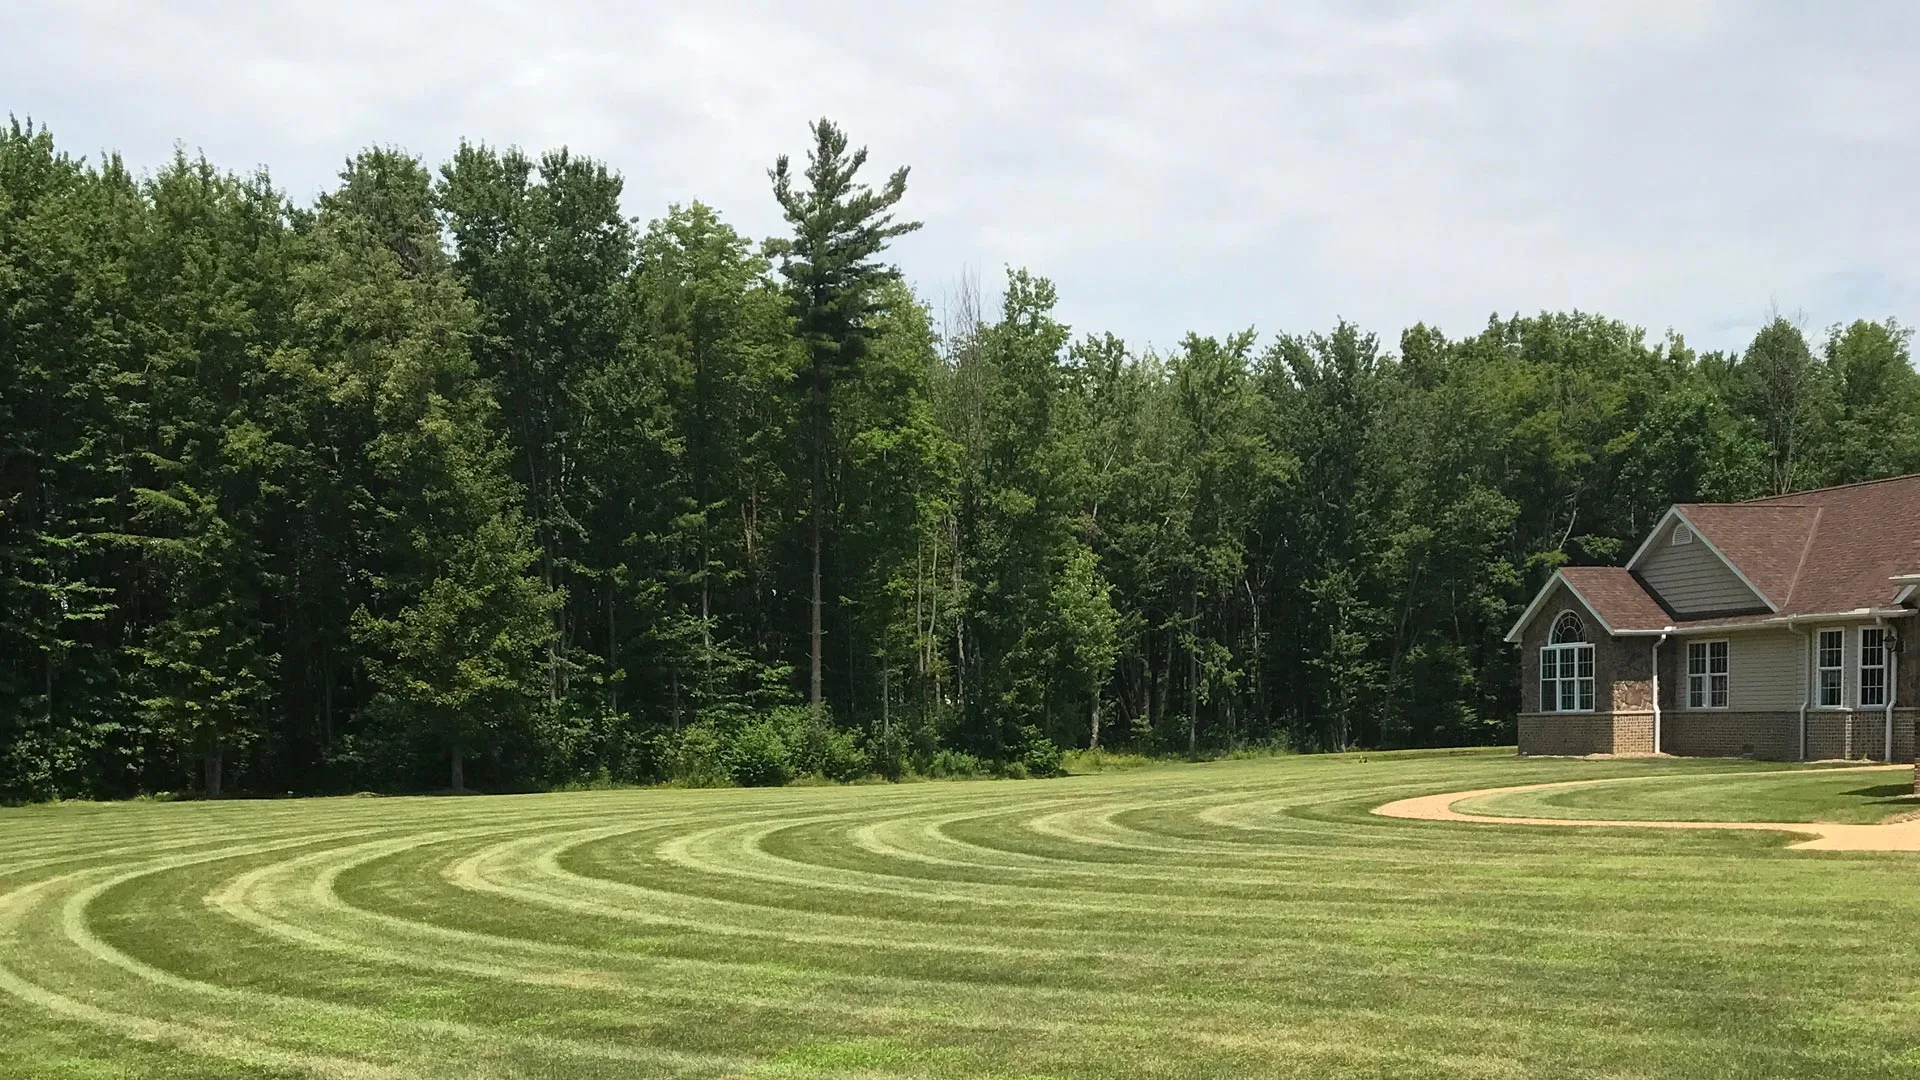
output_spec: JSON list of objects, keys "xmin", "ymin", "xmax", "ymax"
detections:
[
  {"xmin": 5, "ymin": 749, "xmax": 1920, "ymax": 1079},
  {"xmin": 1460, "ymin": 764, "xmax": 1920, "ymax": 825}
]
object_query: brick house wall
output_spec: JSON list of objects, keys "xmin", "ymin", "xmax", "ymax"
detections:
[
  {"xmin": 1517, "ymin": 585, "xmax": 1654, "ymax": 755},
  {"xmin": 1518, "ymin": 597, "xmax": 1919, "ymax": 761}
]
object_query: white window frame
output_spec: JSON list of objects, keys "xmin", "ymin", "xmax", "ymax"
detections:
[
  {"xmin": 1815, "ymin": 628, "xmax": 1845, "ymax": 709},
  {"xmin": 1540, "ymin": 611, "xmax": 1594, "ymax": 713},
  {"xmin": 1672, "ymin": 523, "xmax": 1693, "ymax": 546},
  {"xmin": 1858, "ymin": 626, "xmax": 1887, "ymax": 708},
  {"xmin": 1686, "ymin": 639, "xmax": 1729, "ymax": 709}
]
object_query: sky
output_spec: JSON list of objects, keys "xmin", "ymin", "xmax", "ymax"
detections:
[{"xmin": 7, "ymin": 1, "xmax": 1918, "ymax": 356}]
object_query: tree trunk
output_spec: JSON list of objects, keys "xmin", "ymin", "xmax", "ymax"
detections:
[
  {"xmin": 320, "ymin": 650, "xmax": 334, "ymax": 753},
  {"xmin": 607, "ymin": 588, "xmax": 618, "ymax": 717},
  {"xmin": 450, "ymin": 744, "xmax": 465, "ymax": 793},
  {"xmin": 1188, "ymin": 591, "xmax": 1200, "ymax": 758},
  {"xmin": 1155, "ymin": 633, "xmax": 1175, "ymax": 735},
  {"xmin": 952, "ymin": 520, "xmax": 965, "ymax": 713},
  {"xmin": 809, "ymin": 377, "xmax": 825, "ymax": 711},
  {"xmin": 1243, "ymin": 574, "xmax": 1264, "ymax": 733},
  {"xmin": 1090, "ymin": 694, "xmax": 1101, "ymax": 750},
  {"xmin": 1140, "ymin": 653, "xmax": 1152, "ymax": 736},
  {"xmin": 204, "ymin": 742, "xmax": 224, "ymax": 800}
]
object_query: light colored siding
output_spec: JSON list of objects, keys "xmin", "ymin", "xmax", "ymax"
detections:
[
  {"xmin": 1676, "ymin": 623, "xmax": 1891, "ymax": 713},
  {"xmin": 1729, "ymin": 629, "xmax": 1804, "ymax": 711},
  {"xmin": 1637, "ymin": 520, "xmax": 1763, "ymax": 614}
]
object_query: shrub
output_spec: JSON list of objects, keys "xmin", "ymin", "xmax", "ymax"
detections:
[
  {"xmin": 818, "ymin": 729, "xmax": 869, "ymax": 782},
  {"xmin": 772, "ymin": 705, "xmax": 869, "ymax": 782},
  {"xmin": 1060, "ymin": 748, "xmax": 1152, "ymax": 774},
  {"xmin": 725, "ymin": 721, "xmax": 792, "ymax": 787},
  {"xmin": 1014, "ymin": 727, "xmax": 1064, "ymax": 778},
  {"xmin": 866, "ymin": 727, "xmax": 909, "ymax": 782},
  {"xmin": 924, "ymin": 749, "xmax": 990, "ymax": 779},
  {"xmin": 670, "ymin": 724, "xmax": 731, "ymax": 787}
]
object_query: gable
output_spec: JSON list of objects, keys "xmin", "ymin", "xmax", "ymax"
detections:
[
  {"xmin": 1507, "ymin": 579, "xmax": 1600, "ymax": 645},
  {"xmin": 1632, "ymin": 514, "xmax": 1769, "ymax": 616},
  {"xmin": 1669, "ymin": 503, "xmax": 1819, "ymax": 605},
  {"xmin": 1503, "ymin": 566, "xmax": 1670, "ymax": 642}
]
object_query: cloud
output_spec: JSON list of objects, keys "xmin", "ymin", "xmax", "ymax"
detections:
[{"xmin": 6, "ymin": 0, "xmax": 1916, "ymax": 354}]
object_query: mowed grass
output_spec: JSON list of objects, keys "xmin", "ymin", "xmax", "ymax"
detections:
[
  {"xmin": 1462, "ymin": 763, "xmax": 1920, "ymax": 825},
  {"xmin": 4, "ymin": 750, "xmax": 1920, "ymax": 1079}
]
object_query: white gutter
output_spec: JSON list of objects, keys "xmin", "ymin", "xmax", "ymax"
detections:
[
  {"xmin": 1651, "ymin": 633, "xmax": 1669, "ymax": 755},
  {"xmin": 1612, "ymin": 607, "xmax": 1916, "ymax": 637}
]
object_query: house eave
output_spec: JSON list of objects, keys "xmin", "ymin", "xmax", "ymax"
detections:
[{"xmin": 1654, "ymin": 608, "xmax": 1918, "ymax": 636}]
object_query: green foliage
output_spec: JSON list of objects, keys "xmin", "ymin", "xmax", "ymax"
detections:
[
  {"xmin": 921, "ymin": 748, "xmax": 991, "ymax": 779},
  {"xmin": 772, "ymin": 705, "xmax": 869, "ymax": 782},
  {"xmin": 723, "ymin": 719, "xmax": 792, "ymax": 787},
  {"xmin": 667, "ymin": 723, "xmax": 730, "ymax": 787},
  {"xmin": 1059, "ymin": 747, "xmax": 1152, "ymax": 773},
  {"xmin": 7, "ymin": 116, "xmax": 1920, "ymax": 799},
  {"xmin": 768, "ymin": 118, "xmax": 922, "ymax": 712}
]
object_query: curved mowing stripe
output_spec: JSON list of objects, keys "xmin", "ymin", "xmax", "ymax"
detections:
[{"xmin": 6, "ymin": 755, "xmax": 1920, "ymax": 1078}]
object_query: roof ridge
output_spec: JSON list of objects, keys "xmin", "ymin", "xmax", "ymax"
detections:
[
  {"xmin": 1780, "ymin": 506, "xmax": 1821, "ymax": 609},
  {"xmin": 1744, "ymin": 471, "xmax": 1920, "ymax": 503}
]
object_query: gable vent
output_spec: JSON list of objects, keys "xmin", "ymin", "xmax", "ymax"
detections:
[{"xmin": 1672, "ymin": 523, "xmax": 1693, "ymax": 546}]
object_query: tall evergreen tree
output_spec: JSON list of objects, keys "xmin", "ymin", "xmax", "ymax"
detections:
[
  {"xmin": 767, "ymin": 119, "xmax": 919, "ymax": 712},
  {"xmin": 297, "ymin": 149, "xmax": 558, "ymax": 791}
]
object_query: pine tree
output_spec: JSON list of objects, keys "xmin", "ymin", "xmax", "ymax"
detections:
[
  {"xmin": 767, "ymin": 118, "xmax": 919, "ymax": 712},
  {"xmin": 297, "ymin": 149, "xmax": 558, "ymax": 791}
]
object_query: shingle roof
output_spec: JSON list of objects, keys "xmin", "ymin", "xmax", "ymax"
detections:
[
  {"xmin": 1509, "ymin": 473, "xmax": 1920, "ymax": 642},
  {"xmin": 1557, "ymin": 566, "xmax": 1672, "ymax": 632},
  {"xmin": 1693, "ymin": 473, "xmax": 1920, "ymax": 616},
  {"xmin": 1669, "ymin": 503, "xmax": 1820, "ymax": 608}
]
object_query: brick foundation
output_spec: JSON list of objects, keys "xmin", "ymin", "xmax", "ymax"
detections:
[
  {"xmin": 1801, "ymin": 709, "xmax": 1915, "ymax": 761},
  {"xmin": 1518, "ymin": 711, "xmax": 1654, "ymax": 756},
  {"xmin": 1660, "ymin": 711, "xmax": 1799, "ymax": 760},
  {"xmin": 1522, "ymin": 708, "xmax": 1916, "ymax": 761}
]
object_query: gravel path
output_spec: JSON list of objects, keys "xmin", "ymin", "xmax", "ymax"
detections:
[{"xmin": 1372, "ymin": 764, "xmax": 1920, "ymax": 851}]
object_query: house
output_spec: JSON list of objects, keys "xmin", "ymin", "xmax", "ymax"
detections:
[{"xmin": 1505, "ymin": 473, "xmax": 1920, "ymax": 762}]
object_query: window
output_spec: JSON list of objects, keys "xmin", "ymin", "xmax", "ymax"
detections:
[
  {"xmin": 1541, "ymin": 613, "xmax": 1594, "ymax": 713},
  {"xmin": 1859, "ymin": 627, "xmax": 1887, "ymax": 708},
  {"xmin": 1686, "ymin": 640, "xmax": 1729, "ymax": 709},
  {"xmin": 1817, "ymin": 629, "xmax": 1844, "ymax": 708},
  {"xmin": 1672, "ymin": 523, "xmax": 1693, "ymax": 545}
]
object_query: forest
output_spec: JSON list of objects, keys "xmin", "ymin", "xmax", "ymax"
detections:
[{"xmin": 4, "ymin": 115, "xmax": 1918, "ymax": 800}]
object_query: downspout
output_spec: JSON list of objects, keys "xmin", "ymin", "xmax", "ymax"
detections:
[
  {"xmin": 1791, "ymin": 619, "xmax": 1809, "ymax": 762},
  {"xmin": 1651, "ymin": 633, "xmax": 1669, "ymax": 755},
  {"xmin": 1879, "ymin": 616, "xmax": 1894, "ymax": 762}
]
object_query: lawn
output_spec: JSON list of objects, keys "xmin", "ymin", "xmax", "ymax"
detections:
[
  {"xmin": 4, "ymin": 749, "xmax": 1920, "ymax": 1079},
  {"xmin": 1459, "ymin": 763, "xmax": 1920, "ymax": 825}
]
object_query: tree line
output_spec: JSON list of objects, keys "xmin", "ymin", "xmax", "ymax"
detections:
[{"xmin": 5, "ymin": 116, "xmax": 1917, "ymax": 799}]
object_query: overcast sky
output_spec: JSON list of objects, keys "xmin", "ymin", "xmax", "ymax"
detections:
[{"xmin": 7, "ymin": 1, "xmax": 1917, "ymax": 355}]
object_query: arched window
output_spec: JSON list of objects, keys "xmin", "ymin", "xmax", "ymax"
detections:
[{"xmin": 1541, "ymin": 611, "xmax": 1595, "ymax": 712}]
